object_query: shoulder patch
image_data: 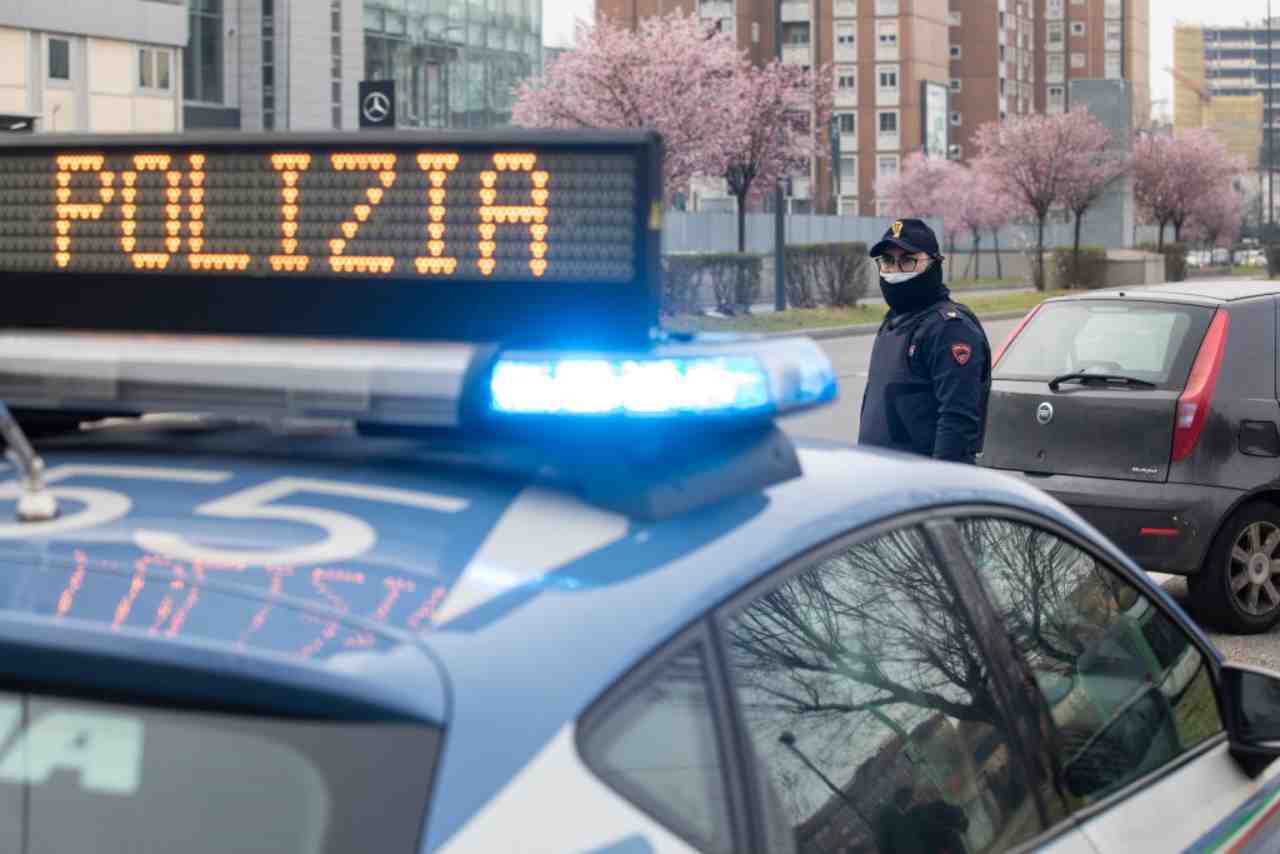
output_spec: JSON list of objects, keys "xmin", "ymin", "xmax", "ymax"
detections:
[{"xmin": 951, "ymin": 343, "xmax": 973, "ymax": 365}]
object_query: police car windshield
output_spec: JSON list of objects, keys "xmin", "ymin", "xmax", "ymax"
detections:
[{"xmin": 0, "ymin": 690, "xmax": 438, "ymax": 854}]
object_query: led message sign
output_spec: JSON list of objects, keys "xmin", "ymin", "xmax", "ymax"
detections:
[{"xmin": 0, "ymin": 131, "xmax": 663, "ymax": 346}]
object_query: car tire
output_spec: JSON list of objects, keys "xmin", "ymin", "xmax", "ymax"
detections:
[{"xmin": 1193, "ymin": 500, "xmax": 1280, "ymax": 634}]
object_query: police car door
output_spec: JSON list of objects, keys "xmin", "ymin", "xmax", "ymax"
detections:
[
  {"xmin": 953, "ymin": 512, "xmax": 1280, "ymax": 853},
  {"xmin": 714, "ymin": 515, "xmax": 1097, "ymax": 854}
]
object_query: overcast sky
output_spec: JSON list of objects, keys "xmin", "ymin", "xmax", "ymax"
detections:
[{"xmin": 545, "ymin": 0, "xmax": 1268, "ymax": 118}]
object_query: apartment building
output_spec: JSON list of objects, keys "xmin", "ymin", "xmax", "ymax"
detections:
[
  {"xmin": 946, "ymin": 0, "xmax": 1037, "ymax": 161},
  {"xmin": 0, "ymin": 0, "xmax": 186, "ymax": 134},
  {"xmin": 184, "ymin": 0, "xmax": 542, "ymax": 133},
  {"xmin": 598, "ymin": 0, "xmax": 950, "ymax": 215},
  {"xmin": 1033, "ymin": 0, "xmax": 1148, "ymax": 126}
]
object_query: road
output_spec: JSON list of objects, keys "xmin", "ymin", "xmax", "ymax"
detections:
[{"xmin": 783, "ymin": 314, "xmax": 1279, "ymax": 668}]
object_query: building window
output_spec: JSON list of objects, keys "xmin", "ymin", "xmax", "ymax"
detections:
[
  {"xmin": 876, "ymin": 154, "xmax": 899, "ymax": 178},
  {"xmin": 1105, "ymin": 20, "xmax": 1122, "ymax": 49},
  {"xmin": 998, "ymin": 11, "xmax": 1006, "ymax": 28},
  {"xmin": 999, "ymin": 77, "xmax": 1007, "ymax": 95},
  {"xmin": 876, "ymin": 21, "xmax": 898, "ymax": 58},
  {"xmin": 1070, "ymin": 21, "xmax": 1086, "ymax": 36},
  {"xmin": 1046, "ymin": 0, "xmax": 1063, "ymax": 19},
  {"xmin": 877, "ymin": 65, "xmax": 899, "ymax": 92},
  {"xmin": 139, "ymin": 47, "xmax": 172, "ymax": 91},
  {"xmin": 262, "ymin": 0, "xmax": 275, "ymax": 129},
  {"xmin": 1105, "ymin": 0, "xmax": 1122, "ymax": 16},
  {"xmin": 1047, "ymin": 22, "xmax": 1065, "ymax": 48},
  {"xmin": 1071, "ymin": 51, "xmax": 1085, "ymax": 69},
  {"xmin": 950, "ymin": 44, "xmax": 961, "ymax": 59},
  {"xmin": 1048, "ymin": 53, "xmax": 1065, "ymax": 78},
  {"xmin": 948, "ymin": 11, "xmax": 962, "ymax": 26},
  {"xmin": 1106, "ymin": 52, "xmax": 1122, "ymax": 78},
  {"xmin": 48, "ymin": 37, "xmax": 70, "ymax": 81},
  {"xmin": 783, "ymin": 22, "xmax": 810, "ymax": 45},
  {"xmin": 836, "ymin": 66, "xmax": 856, "ymax": 91},
  {"xmin": 837, "ymin": 112, "xmax": 856, "ymax": 133},
  {"xmin": 950, "ymin": 78, "xmax": 962, "ymax": 91},
  {"xmin": 878, "ymin": 110, "xmax": 898, "ymax": 134},
  {"xmin": 948, "ymin": 143, "xmax": 962, "ymax": 159},
  {"xmin": 752, "ymin": 21, "xmax": 760, "ymax": 43},
  {"xmin": 835, "ymin": 23, "xmax": 856, "ymax": 49},
  {"xmin": 330, "ymin": 0, "xmax": 342, "ymax": 128},
  {"xmin": 999, "ymin": 44, "xmax": 1007, "ymax": 61},
  {"xmin": 950, "ymin": 111, "xmax": 961, "ymax": 126},
  {"xmin": 185, "ymin": 0, "xmax": 224, "ymax": 103},
  {"xmin": 875, "ymin": 0, "xmax": 898, "ymax": 14}
]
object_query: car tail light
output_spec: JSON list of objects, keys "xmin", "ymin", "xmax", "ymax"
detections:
[
  {"xmin": 1172, "ymin": 308, "xmax": 1230, "ymax": 462},
  {"xmin": 992, "ymin": 303, "xmax": 1043, "ymax": 368}
]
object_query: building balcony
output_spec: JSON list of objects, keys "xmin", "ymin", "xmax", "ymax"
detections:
[
  {"xmin": 877, "ymin": 132, "xmax": 899, "ymax": 151},
  {"xmin": 839, "ymin": 134, "xmax": 859, "ymax": 154},
  {"xmin": 835, "ymin": 88, "xmax": 857, "ymax": 108},
  {"xmin": 877, "ymin": 88, "xmax": 900, "ymax": 107},
  {"xmin": 834, "ymin": 45, "xmax": 857, "ymax": 62},
  {"xmin": 834, "ymin": 0, "xmax": 856, "ymax": 17},
  {"xmin": 782, "ymin": 43, "xmax": 812, "ymax": 64},
  {"xmin": 781, "ymin": 0, "xmax": 811, "ymax": 22},
  {"xmin": 699, "ymin": 0, "xmax": 734, "ymax": 19}
]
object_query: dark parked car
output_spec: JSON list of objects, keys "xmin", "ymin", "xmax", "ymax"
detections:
[{"xmin": 982, "ymin": 281, "xmax": 1280, "ymax": 634}]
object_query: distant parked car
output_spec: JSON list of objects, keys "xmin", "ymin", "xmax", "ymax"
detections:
[{"xmin": 983, "ymin": 281, "xmax": 1280, "ymax": 634}]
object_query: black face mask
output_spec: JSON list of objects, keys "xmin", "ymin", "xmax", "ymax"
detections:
[{"xmin": 878, "ymin": 261, "xmax": 949, "ymax": 315}]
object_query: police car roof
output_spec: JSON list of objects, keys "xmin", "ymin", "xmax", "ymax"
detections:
[{"xmin": 0, "ymin": 423, "xmax": 1086, "ymax": 727}]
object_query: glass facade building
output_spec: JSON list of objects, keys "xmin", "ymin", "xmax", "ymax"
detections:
[{"xmin": 363, "ymin": 0, "xmax": 542, "ymax": 129}]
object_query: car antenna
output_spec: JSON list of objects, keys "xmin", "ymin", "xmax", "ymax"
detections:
[{"xmin": 0, "ymin": 402, "xmax": 57, "ymax": 521}]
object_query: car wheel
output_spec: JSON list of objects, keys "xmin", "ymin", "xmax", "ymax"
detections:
[{"xmin": 1195, "ymin": 501, "xmax": 1280, "ymax": 634}]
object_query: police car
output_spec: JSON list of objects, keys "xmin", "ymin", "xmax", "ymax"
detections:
[{"xmin": 0, "ymin": 131, "xmax": 1277, "ymax": 854}]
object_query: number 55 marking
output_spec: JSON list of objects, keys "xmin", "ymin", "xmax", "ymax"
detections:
[{"xmin": 135, "ymin": 477, "xmax": 468, "ymax": 566}]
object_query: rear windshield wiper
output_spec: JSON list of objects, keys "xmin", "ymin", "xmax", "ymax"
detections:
[{"xmin": 1049, "ymin": 372, "xmax": 1157, "ymax": 391}]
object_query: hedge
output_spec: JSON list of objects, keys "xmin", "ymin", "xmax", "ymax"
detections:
[
  {"xmin": 782, "ymin": 242, "xmax": 871, "ymax": 308},
  {"xmin": 662, "ymin": 252, "xmax": 763, "ymax": 316},
  {"xmin": 1050, "ymin": 246, "xmax": 1107, "ymax": 289}
]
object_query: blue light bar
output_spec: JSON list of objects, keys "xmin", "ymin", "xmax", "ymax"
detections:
[{"xmin": 489, "ymin": 335, "xmax": 837, "ymax": 419}]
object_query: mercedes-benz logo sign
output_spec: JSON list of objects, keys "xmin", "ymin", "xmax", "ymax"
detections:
[
  {"xmin": 1036, "ymin": 402, "xmax": 1055, "ymax": 425},
  {"xmin": 362, "ymin": 91, "xmax": 391, "ymax": 124}
]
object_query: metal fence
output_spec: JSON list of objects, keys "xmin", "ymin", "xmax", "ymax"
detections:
[{"xmin": 662, "ymin": 212, "xmax": 1169, "ymax": 254}]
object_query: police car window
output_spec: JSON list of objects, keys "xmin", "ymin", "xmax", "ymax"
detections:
[
  {"xmin": 958, "ymin": 517, "xmax": 1223, "ymax": 807},
  {"xmin": 0, "ymin": 692, "xmax": 438, "ymax": 854},
  {"xmin": 580, "ymin": 643, "xmax": 735, "ymax": 854},
  {"xmin": 722, "ymin": 526, "xmax": 1056, "ymax": 854},
  {"xmin": 994, "ymin": 301, "xmax": 1212, "ymax": 389}
]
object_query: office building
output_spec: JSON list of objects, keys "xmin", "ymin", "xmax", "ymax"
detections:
[
  {"xmin": 1031, "ymin": 0, "xmax": 1149, "ymax": 126},
  {"xmin": 184, "ymin": 0, "xmax": 543, "ymax": 132},
  {"xmin": 1173, "ymin": 22, "xmax": 1274, "ymax": 170},
  {"xmin": 0, "ymin": 0, "xmax": 186, "ymax": 134}
]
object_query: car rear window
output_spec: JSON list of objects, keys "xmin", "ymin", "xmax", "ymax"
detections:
[
  {"xmin": 0, "ymin": 691, "xmax": 439, "ymax": 854},
  {"xmin": 995, "ymin": 300, "xmax": 1215, "ymax": 389}
]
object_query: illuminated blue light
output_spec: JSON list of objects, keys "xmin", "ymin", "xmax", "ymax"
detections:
[{"xmin": 491, "ymin": 356, "xmax": 772, "ymax": 416}]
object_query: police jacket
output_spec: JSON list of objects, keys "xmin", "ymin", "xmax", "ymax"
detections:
[{"xmin": 858, "ymin": 299, "xmax": 991, "ymax": 463}]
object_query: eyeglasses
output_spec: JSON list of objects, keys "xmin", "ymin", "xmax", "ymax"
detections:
[{"xmin": 877, "ymin": 255, "xmax": 931, "ymax": 272}]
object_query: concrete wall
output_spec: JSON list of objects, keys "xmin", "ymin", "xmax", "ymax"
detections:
[
  {"xmin": 0, "ymin": 28, "xmax": 29, "ymax": 115},
  {"xmin": 0, "ymin": 0, "xmax": 186, "ymax": 49},
  {"xmin": 1069, "ymin": 79, "xmax": 1134, "ymax": 251}
]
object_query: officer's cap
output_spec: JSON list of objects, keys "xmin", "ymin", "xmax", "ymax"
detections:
[{"xmin": 870, "ymin": 218, "xmax": 943, "ymax": 259}]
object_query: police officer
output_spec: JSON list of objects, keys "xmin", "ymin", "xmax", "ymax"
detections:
[{"xmin": 858, "ymin": 218, "xmax": 991, "ymax": 464}]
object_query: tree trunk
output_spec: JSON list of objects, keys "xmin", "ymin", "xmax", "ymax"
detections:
[
  {"xmin": 1035, "ymin": 216, "xmax": 1047, "ymax": 292},
  {"xmin": 1174, "ymin": 219, "xmax": 1183, "ymax": 243},
  {"xmin": 992, "ymin": 229, "xmax": 1003, "ymax": 278},
  {"xmin": 971, "ymin": 228, "xmax": 983, "ymax": 279},
  {"xmin": 1157, "ymin": 221, "xmax": 1165, "ymax": 252},
  {"xmin": 735, "ymin": 190, "xmax": 748, "ymax": 253},
  {"xmin": 948, "ymin": 238, "xmax": 955, "ymax": 279},
  {"xmin": 1071, "ymin": 211, "xmax": 1084, "ymax": 289}
]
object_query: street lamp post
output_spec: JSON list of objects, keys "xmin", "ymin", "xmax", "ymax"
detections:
[
  {"xmin": 779, "ymin": 731, "xmax": 873, "ymax": 827},
  {"xmin": 774, "ymin": 0, "xmax": 787, "ymax": 311},
  {"xmin": 1269, "ymin": 3, "xmax": 1274, "ymax": 230}
]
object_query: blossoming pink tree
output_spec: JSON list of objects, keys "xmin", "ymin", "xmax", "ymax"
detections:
[
  {"xmin": 875, "ymin": 151, "xmax": 958, "ymax": 221},
  {"xmin": 1185, "ymin": 182, "xmax": 1245, "ymax": 251},
  {"xmin": 510, "ymin": 11, "xmax": 741, "ymax": 196},
  {"xmin": 721, "ymin": 60, "xmax": 832, "ymax": 251},
  {"xmin": 973, "ymin": 108, "xmax": 1116, "ymax": 291},
  {"xmin": 1133, "ymin": 129, "xmax": 1244, "ymax": 249}
]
